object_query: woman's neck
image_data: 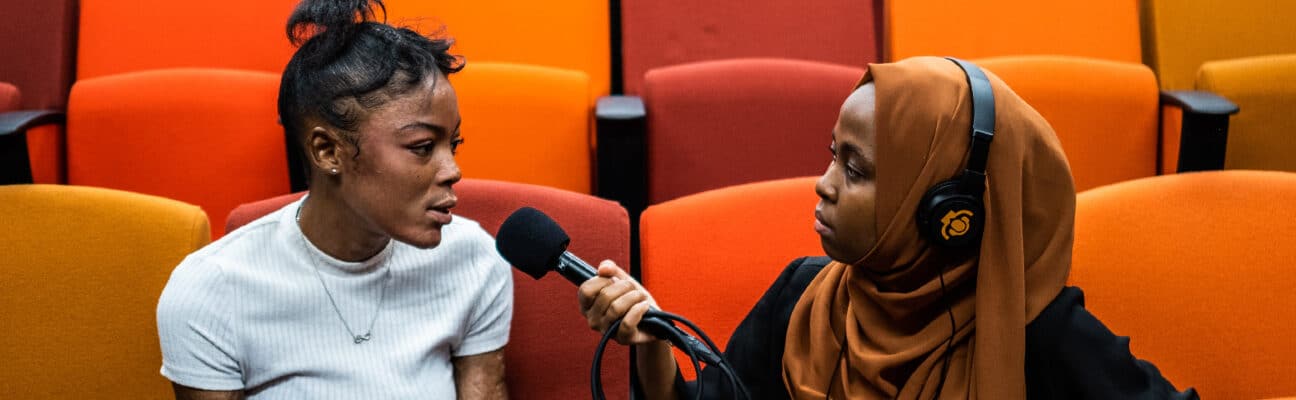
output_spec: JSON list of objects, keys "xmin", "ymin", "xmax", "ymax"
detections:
[{"xmin": 297, "ymin": 188, "xmax": 391, "ymax": 262}]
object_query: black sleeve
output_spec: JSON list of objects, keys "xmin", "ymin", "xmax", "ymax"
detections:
[
  {"xmin": 1026, "ymin": 287, "xmax": 1199, "ymax": 400},
  {"xmin": 669, "ymin": 256, "xmax": 829, "ymax": 400}
]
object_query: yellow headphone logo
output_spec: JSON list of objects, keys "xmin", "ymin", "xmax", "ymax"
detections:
[{"xmin": 940, "ymin": 210, "xmax": 974, "ymax": 240}]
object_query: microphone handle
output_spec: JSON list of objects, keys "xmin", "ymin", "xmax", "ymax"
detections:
[{"xmin": 557, "ymin": 251, "xmax": 724, "ymax": 364}]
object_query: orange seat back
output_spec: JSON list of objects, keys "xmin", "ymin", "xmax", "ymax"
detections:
[
  {"xmin": 66, "ymin": 69, "xmax": 289, "ymax": 239},
  {"xmin": 1071, "ymin": 171, "xmax": 1296, "ymax": 399},
  {"xmin": 977, "ymin": 56, "xmax": 1159, "ymax": 191},
  {"xmin": 1142, "ymin": 0, "xmax": 1296, "ymax": 90},
  {"xmin": 640, "ymin": 177, "xmax": 823, "ymax": 377},
  {"xmin": 886, "ymin": 0, "xmax": 1141, "ymax": 62},
  {"xmin": 1197, "ymin": 55, "xmax": 1296, "ymax": 172},
  {"xmin": 77, "ymin": 0, "xmax": 297, "ymax": 80},
  {"xmin": 452, "ymin": 62, "xmax": 592, "ymax": 193},
  {"xmin": 1, "ymin": 184, "xmax": 210, "ymax": 399},
  {"xmin": 385, "ymin": 0, "xmax": 610, "ymax": 99},
  {"xmin": 225, "ymin": 179, "xmax": 633, "ymax": 399}
]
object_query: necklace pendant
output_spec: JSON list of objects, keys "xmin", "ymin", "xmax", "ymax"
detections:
[{"xmin": 354, "ymin": 333, "xmax": 371, "ymax": 344}]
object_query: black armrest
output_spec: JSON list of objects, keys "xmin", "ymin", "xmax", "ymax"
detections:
[
  {"xmin": 1161, "ymin": 90, "xmax": 1239, "ymax": 173},
  {"xmin": 0, "ymin": 109, "xmax": 65, "ymax": 185},
  {"xmin": 595, "ymin": 95, "xmax": 648, "ymax": 216}
]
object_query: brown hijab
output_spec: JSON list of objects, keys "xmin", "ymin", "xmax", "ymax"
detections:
[{"xmin": 782, "ymin": 57, "xmax": 1075, "ymax": 399}]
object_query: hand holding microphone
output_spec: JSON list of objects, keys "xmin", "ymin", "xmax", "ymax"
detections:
[{"xmin": 577, "ymin": 260, "xmax": 662, "ymax": 346}]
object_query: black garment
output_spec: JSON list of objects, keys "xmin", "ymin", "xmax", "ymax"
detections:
[{"xmin": 668, "ymin": 256, "xmax": 1198, "ymax": 400}]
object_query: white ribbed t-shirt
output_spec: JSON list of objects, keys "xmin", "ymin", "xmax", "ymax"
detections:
[{"xmin": 157, "ymin": 198, "xmax": 512, "ymax": 399}]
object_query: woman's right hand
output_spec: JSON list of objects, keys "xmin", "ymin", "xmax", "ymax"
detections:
[{"xmin": 577, "ymin": 260, "xmax": 662, "ymax": 345}]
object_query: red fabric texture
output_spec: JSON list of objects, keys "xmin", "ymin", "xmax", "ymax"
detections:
[
  {"xmin": 225, "ymin": 179, "xmax": 633, "ymax": 399},
  {"xmin": 0, "ymin": 0, "xmax": 76, "ymax": 109},
  {"xmin": 643, "ymin": 59, "xmax": 863, "ymax": 204},
  {"xmin": 639, "ymin": 177, "xmax": 824, "ymax": 378},
  {"xmin": 620, "ymin": 0, "xmax": 878, "ymax": 94},
  {"xmin": 76, "ymin": 0, "xmax": 297, "ymax": 79},
  {"xmin": 67, "ymin": 68, "xmax": 289, "ymax": 239},
  {"xmin": 1071, "ymin": 170, "xmax": 1296, "ymax": 400}
]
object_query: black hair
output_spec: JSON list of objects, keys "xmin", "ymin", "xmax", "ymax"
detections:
[{"xmin": 279, "ymin": 0, "xmax": 463, "ymax": 174}]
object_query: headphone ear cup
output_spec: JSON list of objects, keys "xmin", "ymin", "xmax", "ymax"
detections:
[{"xmin": 916, "ymin": 180, "xmax": 985, "ymax": 248}]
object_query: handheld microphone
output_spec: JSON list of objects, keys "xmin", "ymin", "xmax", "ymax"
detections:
[
  {"xmin": 495, "ymin": 206, "xmax": 749, "ymax": 399},
  {"xmin": 494, "ymin": 207, "xmax": 719, "ymax": 361}
]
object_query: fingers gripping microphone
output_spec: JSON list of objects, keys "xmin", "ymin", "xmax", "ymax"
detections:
[{"xmin": 496, "ymin": 207, "xmax": 750, "ymax": 400}]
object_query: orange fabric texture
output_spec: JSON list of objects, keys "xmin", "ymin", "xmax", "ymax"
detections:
[
  {"xmin": 76, "ymin": 0, "xmax": 298, "ymax": 80},
  {"xmin": 0, "ymin": 184, "xmax": 210, "ymax": 399},
  {"xmin": 1070, "ymin": 170, "xmax": 1296, "ymax": 400},
  {"xmin": 25, "ymin": 125, "xmax": 64, "ymax": 184},
  {"xmin": 452, "ymin": 62, "xmax": 592, "ymax": 193},
  {"xmin": 886, "ymin": 0, "xmax": 1141, "ymax": 63},
  {"xmin": 643, "ymin": 59, "xmax": 864, "ymax": 204},
  {"xmin": 1142, "ymin": 0, "xmax": 1296, "ymax": 90},
  {"xmin": 1196, "ymin": 54, "xmax": 1296, "ymax": 172},
  {"xmin": 66, "ymin": 68, "xmax": 289, "ymax": 239},
  {"xmin": 977, "ymin": 56, "xmax": 1160, "ymax": 191},
  {"xmin": 385, "ymin": 0, "xmax": 610, "ymax": 99},
  {"xmin": 223, "ymin": 179, "xmax": 633, "ymax": 399},
  {"xmin": 1160, "ymin": 106, "xmax": 1184, "ymax": 174},
  {"xmin": 639, "ymin": 177, "xmax": 824, "ymax": 378},
  {"xmin": 619, "ymin": 0, "xmax": 879, "ymax": 94}
]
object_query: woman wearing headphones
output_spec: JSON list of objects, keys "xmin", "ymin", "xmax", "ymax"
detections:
[{"xmin": 578, "ymin": 57, "xmax": 1196, "ymax": 399}]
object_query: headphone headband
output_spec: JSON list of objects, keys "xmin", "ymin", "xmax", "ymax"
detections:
[{"xmin": 945, "ymin": 57, "xmax": 995, "ymax": 195}]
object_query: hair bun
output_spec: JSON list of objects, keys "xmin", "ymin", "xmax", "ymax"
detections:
[{"xmin": 286, "ymin": 0, "xmax": 386, "ymax": 47}]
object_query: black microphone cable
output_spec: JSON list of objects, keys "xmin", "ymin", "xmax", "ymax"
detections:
[{"xmin": 590, "ymin": 310, "xmax": 751, "ymax": 400}]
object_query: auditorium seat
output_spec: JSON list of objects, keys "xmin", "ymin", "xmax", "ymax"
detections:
[
  {"xmin": 1070, "ymin": 170, "xmax": 1296, "ymax": 400},
  {"xmin": 639, "ymin": 177, "xmax": 823, "ymax": 377},
  {"xmin": 66, "ymin": 68, "xmax": 288, "ymax": 239},
  {"xmin": 1196, "ymin": 55, "xmax": 1296, "ymax": 172},
  {"xmin": 885, "ymin": 0, "xmax": 1141, "ymax": 63},
  {"xmin": 1141, "ymin": 0, "xmax": 1296, "ymax": 91},
  {"xmin": 597, "ymin": 58, "xmax": 861, "ymax": 210},
  {"xmin": 0, "ymin": 82, "xmax": 18, "ymax": 112},
  {"xmin": 385, "ymin": 0, "xmax": 610, "ymax": 100},
  {"xmin": 76, "ymin": 0, "xmax": 297, "ymax": 80},
  {"xmin": 619, "ymin": 0, "xmax": 880, "ymax": 95},
  {"xmin": 978, "ymin": 56, "xmax": 1238, "ymax": 186},
  {"xmin": 0, "ymin": 0, "xmax": 78, "ymax": 184},
  {"xmin": 0, "ymin": 184, "xmax": 210, "ymax": 399},
  {"xmin": 225, "ymin": 178, "xmax": 633, "ymax": 399}
]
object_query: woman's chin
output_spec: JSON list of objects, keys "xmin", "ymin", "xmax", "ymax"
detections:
[{"xmin": 393, "ymin": 228, "xmax": 444, "ymax": 249}]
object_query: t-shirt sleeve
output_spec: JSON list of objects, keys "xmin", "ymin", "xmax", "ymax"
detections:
[
  {"xmin": 454, "ymin": 247, "xmax": 513, "ymax": 357},
  {"xmin": 156, "ymin": 256, "xmax": 245, "ymax": 391}
]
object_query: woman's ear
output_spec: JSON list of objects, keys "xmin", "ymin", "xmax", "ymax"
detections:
[{"xmin": 306, "ymin": 126, "xmax": 345, "ymax": 174}]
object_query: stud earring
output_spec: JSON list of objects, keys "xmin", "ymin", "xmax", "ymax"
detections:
[{"xmin": 330, "ymin": 168, "xmax": 339, "ymax": 175}]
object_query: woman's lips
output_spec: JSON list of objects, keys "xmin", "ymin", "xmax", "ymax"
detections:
[{"xmin": 814, "ymin": 211, "xmax": 833, "ymax": 236}]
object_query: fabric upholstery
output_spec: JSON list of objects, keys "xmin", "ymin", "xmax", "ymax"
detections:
[
  {"xmin": 76, "ymin": 0, "xmax": 297, "ymax": 79},
  {"xmin": 0, "ymin": 82, "xmax": 19, "ymax": 112},
  {"xmin": 66, "ymin": 68, "xmax": 289, "ymax": 239},
  {"xmin": 451, "ymin": 62, "xmax": 593, "ymax": 193},
  {"xmin": 886, "ymin": 0, "xmax": 1141, "ymax": 63},
  {"xmin": 977, "ymin": 56, "xmax": 1160, "ymax": 191},
  {"xmin": 619, "ymin": 0, "xmax": 879, "ymax": 95},
  {"xmin": 642, "ymin": 59, "xmax": 862, "ymax": 204},
  {"xmin": 1070, "ymin": 170, "xmax": 1296, "ymax": 400},
  {"xmin": 385, "ymin": 0, "xmax": 610, "ymax": 99},
  {"xmin": 0, "ymin": 184, "xmax": 210, "ymax": 399},
  {"xmin": 225, "ymin": 179, "xmax": 633, "ymax": 399},
  {"xmin": 1196, "ymin": 54, "xmax": 1296, "ymax": 172},
  {"xmin": 639, "ymin": 177, "xmax": 823, "ymax": 377},
  {"xmin": 0, "ymin": 0, "xmax": 77, "ymax": 109},
  {"xmin": 1142, "ymin": 0, "xmax": 1296, "ymax": 90}
]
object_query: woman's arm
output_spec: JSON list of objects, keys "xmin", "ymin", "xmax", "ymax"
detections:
[
  {"xmin": 172, "ymin": 385, "xmax": 244, "ymax": 400},
  {"xmin": 453, "ymin": 349, "xmax": 508, "ymax": 400}
]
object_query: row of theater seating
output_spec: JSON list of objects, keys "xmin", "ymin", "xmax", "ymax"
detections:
[
  {"xmin": 1, "ymin": 0, "xmax": 1295, "ymax": 240},
  {"xmin": 5, "ymin": 170, "xmax": 1296, "ymax": 399}
]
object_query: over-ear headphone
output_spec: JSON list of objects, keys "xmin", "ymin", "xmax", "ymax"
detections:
[{"xmin": 915, "ymin": 58, "xmax": 996, "ymax": 248}]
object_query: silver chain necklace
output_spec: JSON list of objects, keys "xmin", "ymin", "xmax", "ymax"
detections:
[{"xmin": 296, "ymin": 204, "xmax": 392, "ymax": 344}]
